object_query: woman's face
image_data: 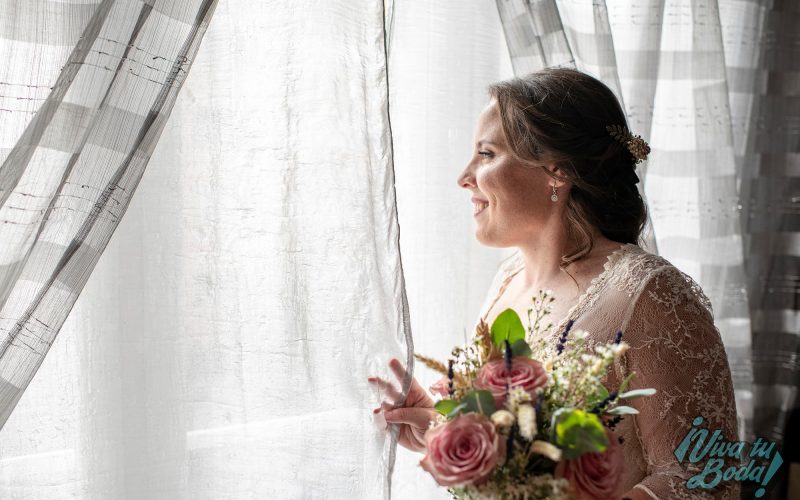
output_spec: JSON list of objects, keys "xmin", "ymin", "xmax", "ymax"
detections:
[{"xmin": 457, "ymin": 100, "xmax": 558, "ymax": 247}]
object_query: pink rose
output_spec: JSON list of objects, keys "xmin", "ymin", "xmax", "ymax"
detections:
[
  {"xmin": 555, "ymin": 429, "xmax": 624, "ymax": 499},
  {"xmin": 429, "ymin": 376, "xmax": 450, "ymax": 398},
  {"xmin": 473, "ymin": 357, "xmax": 548, "ymax": 409},
  {"xmin": 419, "ymin": 412, "xmax": 506, "ymax": 486}
]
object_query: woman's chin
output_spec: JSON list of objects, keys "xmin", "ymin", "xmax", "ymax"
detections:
[
  {"xmin": 474, "ymin": 229, "xmax": 497, "ymax": 247},
  {"xmin": 474, "ymin": 225, "xmax": 514, "ymax": 249}
]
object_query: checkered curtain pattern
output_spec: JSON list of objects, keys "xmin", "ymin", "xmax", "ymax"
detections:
[
  {"xmin": 729, "ymin": 0, "xmax": 800, "ymax": 453},
  {"xmin": 495, "ymin": 0, "xmax": 799, "ymax": 453},
  {"xmin": 0, "ymin": 0, "xmax": 218, "ymax": 429}
]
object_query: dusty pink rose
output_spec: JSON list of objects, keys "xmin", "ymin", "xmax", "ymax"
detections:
[
  {"xmin": 473, "ymin": 357, "xmax": 548, "ymax": 409},
  {"xmin": 419, "ymin": 412, "xmax": 506, "ymax": 486},
  {"xmin": 555, "ymin": 429, "xmax": 625, "ymax": 499},
  {"xmin": 429, "ymin": 376, "xmax": 450, "ymax": 398}
]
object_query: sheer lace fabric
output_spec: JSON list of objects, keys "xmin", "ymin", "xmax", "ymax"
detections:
[{"xmin": 475, "ymin": 244, "xmax": 740, "ymax": 499}]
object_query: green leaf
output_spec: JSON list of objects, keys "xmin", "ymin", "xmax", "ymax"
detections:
[
  {"xmin": 618, "ymin": 371, "xmax": 636, "ymax": 393},
  {"xmin": 446, "ymin": 403, "xmax": 468, "ymax": 418},
  {"xmin": 618, "ymin": 388, "xmax": 656, "ymax": 400},
  {"xmin": 510, "ymin": 338, "xmax": 533, "ymax": 358},
  {"xmin": 606, "ymin": 405, "xmax": 639, "ymax": 416},
  {"xmin": 461, "ymin": 389, "xmax": 496, "ymax": 416},
  {"xmin": 434, "ymin": 399, "xmax": 460, "ymax": 416},
  {"xmin": 490, "ymin": 308, "xmax": 526, "ymax": 349},
  {"xmin": 586, "ymin": 385, "xmax": 609, "ymax": 408},
  {"xmin": 551, "ymin": 408, "xmax": 608, "ymax": 459}
]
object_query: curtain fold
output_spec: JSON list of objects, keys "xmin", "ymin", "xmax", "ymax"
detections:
[
  {"xmin": 0, "ymin": 0, "xmax": 218, "ymax": 430},
  {"xmin": 386, "ymin": 3, "xmax": 516, "ymax": 498},
  {"xmin": 723, "ymin": 0, "xmax": 800, "ymax": 467},
  {"xmin": 495, "ymin": 0, "xmax": 755, "ymax": 442}
]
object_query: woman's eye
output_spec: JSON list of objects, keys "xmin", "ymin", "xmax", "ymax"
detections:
[{"xmin": 478, "ymin": 150, "xmax": 493, "ymax": 158}]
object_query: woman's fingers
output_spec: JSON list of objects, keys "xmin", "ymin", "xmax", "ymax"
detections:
[
  {"xmin": 371, "ymin": 359, "xmax": 417, "ymax": 397},
  {"xmin": 388, "ymin": 360, "xmax": 436, "ymax": 410},
  {"xmin": 367, "ymin": 376, "xmax": 402, "ymax": 402},
  {"xmin": 388, "ymin": 358, "xmax": 426, "ymax": 395},
  {"xmin": 370, "ymin": 358, "xmax": 433, "ymax": 410},
  {"xmin": 373, "ymin": 400, "xmax": 395, "ymax": 414},
  {"xmin": 383, "ymin": 407, "xmax": 435, "ymax": 429},
  {"xmin": 388, "ymin": 357, "xmax": 406, "ymax": 380}
]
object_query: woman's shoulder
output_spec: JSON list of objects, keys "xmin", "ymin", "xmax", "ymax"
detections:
[
  {"xmin": 609, "ymin": 243, "xmax": 670, "ymax": 287},
  {"xmin": 614, "ymin": 244, "xmax": 714, "ymax": 320}
]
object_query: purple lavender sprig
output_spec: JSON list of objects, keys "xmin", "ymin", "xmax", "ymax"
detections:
[
  {"xmin": 504, "ymin": 339, "xmax": 513, "ymax": 401},
  {"xmin": 447, "ymin": 359, "xmax": 455, "ymax": 398},
  {"xmin": 590, "ymin": 390, "xmax": 618, "ymax": 414},
  {"xmin": 607, "ymin": 415, "xmax": 624, "ymax": 430},
  {"xmin": 534, "ymin": 390, "xmax": 544, "ymax": 421},
  {"xmin": 506, "ymin": 422, "xmax": 517, "ymax": 462},
  {"xmin": 555, "ymin": 319, "xmax": 575, "ymax": 355}
]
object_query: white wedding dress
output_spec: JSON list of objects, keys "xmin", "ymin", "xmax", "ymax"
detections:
[{"xmin": 475, "ymin": 243, "xmax": 740, "ymax": 499}]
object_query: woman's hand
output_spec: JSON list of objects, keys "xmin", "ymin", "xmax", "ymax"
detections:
[{"xmin": 367, "ymin": 357, "xmax": 439, "ymax": 453}]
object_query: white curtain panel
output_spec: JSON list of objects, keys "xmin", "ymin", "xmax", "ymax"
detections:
[
  {"xmin": 0, "ymin": 0, "xmax": 217, "ymax": 431},
  {"xmin": 387, "ymin": 3, "xmax": 515, "ymax": 499},
  {"xmin": 0, "ymin": 0, "xmax": 415, "ymax": 498},
  {"xmin": 0, "ymin": 0, "xmax": 520, "ymax": 498}
]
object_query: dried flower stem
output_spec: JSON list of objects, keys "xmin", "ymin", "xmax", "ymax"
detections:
[{"xmin": 414, "ymin": 352, "xmax": 468, "ymax": 386}]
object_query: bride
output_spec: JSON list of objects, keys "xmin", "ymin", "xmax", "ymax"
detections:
[{"xmin": 368, "ymin": 67, "xmax": 739, "ymax": 499}]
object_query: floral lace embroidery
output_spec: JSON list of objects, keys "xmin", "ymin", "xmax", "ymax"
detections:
[{"xmin": 619, "ymin": 265, "xmax": 739, "ymax": 499}]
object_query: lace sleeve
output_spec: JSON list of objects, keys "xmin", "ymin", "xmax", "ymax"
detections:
[{"xmin": 618, "ymin": 265, "xmax": 740, "ymax": 500}]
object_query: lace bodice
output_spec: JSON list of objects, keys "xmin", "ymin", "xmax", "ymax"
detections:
[{"xmin": 476, "ymin": 244, "xmax": 740, "ymax": 499}]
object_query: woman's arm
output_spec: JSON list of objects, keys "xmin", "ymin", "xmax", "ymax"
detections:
[{"xmin": 618, "ymin": 266, "xmax": 740, "ymax": 499}]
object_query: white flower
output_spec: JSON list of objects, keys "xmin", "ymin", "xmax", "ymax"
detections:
[
  {"xmin": 506, "ymin": 386, "xmax": 532, "ymax": 413},
  {"xmin": 530, "ymin": 440, "xmax": 562, "ymax": 461},
  {"xmin": 517, "ymin": 404, "xmax": 537, "ymax": 440},
  {"xmin": 572, "ymin": 329, "xmax": 589, "ymax": 340},
  {"xmin": 612, "ymin": 341, "xmax": 630, "ymax": 357},
  {"xmin": 491, "ymin": 409, "xmax": 515, "ymax": 428}
]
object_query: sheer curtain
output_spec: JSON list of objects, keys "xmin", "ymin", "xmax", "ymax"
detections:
[
  {"xmin": 387, "ymin": 4, "xmax": 515, "ymax": 499},
  {"xmin": 0, "ymin": 0, "xmax": 412, "ymax": 498},
  {"xmin": 724, "ymin": 0, "xmax": 800, "ymax": 458},
  {"xmin": 0, "ymin": 0, "xmax": 217, "ymax": 431}
]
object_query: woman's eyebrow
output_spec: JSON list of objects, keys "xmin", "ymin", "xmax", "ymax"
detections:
[{"xmin": 477, "ymin": 140, "xmax": 497, "ymax": 147}]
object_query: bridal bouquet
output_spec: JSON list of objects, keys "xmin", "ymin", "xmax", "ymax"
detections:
[{"xmin": 414, "ymin": 291, "xmax": 655, "ymax": 500}]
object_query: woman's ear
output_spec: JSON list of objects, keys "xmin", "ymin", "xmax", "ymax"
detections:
[{"xmin": 544, "ymin": 163, "xmax": 568, "ymax": 188}]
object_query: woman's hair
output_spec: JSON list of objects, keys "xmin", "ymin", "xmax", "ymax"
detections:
[{"xmin": 487, "ymin": 67, "xmax": 647, "ymax": 267}]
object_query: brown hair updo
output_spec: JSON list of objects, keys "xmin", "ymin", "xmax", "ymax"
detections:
[{"xmin": 487, "ymin": 67, "xmax": 647, "ymax": 267}]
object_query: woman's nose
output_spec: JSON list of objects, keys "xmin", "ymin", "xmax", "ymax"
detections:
[{"xmin": 457, "ymin": 165, "xmax": 475, "ymax": 189}]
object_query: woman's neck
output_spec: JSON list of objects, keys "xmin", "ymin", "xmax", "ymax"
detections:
[{"xmin": 515, "ymin": 223, "xmax": 617, "ymax": 290}]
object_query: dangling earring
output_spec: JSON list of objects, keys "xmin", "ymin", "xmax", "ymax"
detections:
[{"xmin": 550, "ymin": 185, "xmax": 558, "ymax": 202}]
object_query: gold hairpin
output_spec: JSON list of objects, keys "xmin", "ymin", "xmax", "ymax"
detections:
[{"xmin": 606, "ymin": 125, "xmax": 650, "ymax": 164}]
